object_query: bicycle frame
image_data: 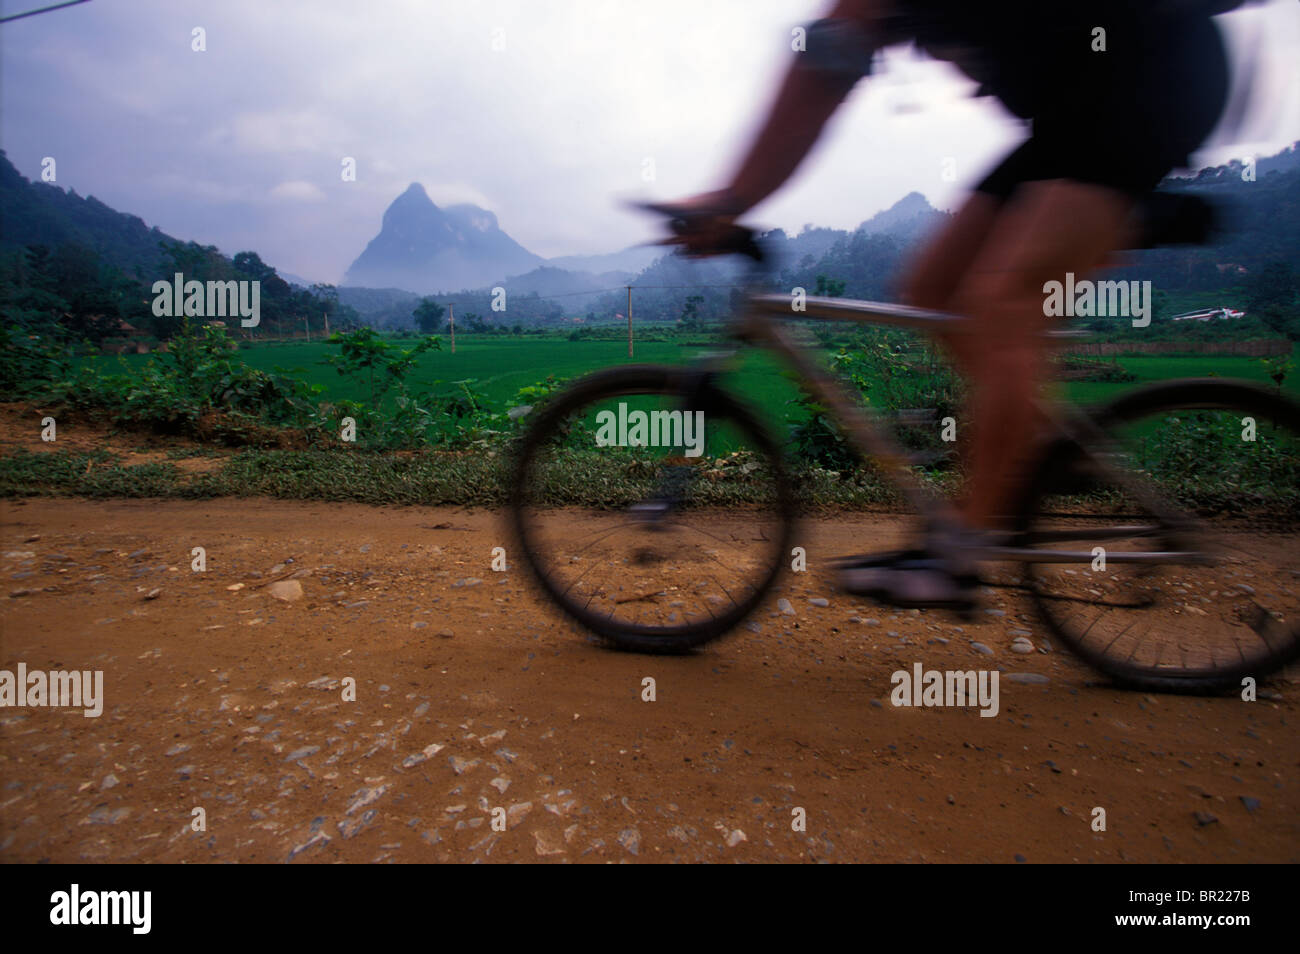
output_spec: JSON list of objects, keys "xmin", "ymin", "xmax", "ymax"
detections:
[{"xmin": 711, "ymin": 291, "xmax": 1214, "ymax": 567}]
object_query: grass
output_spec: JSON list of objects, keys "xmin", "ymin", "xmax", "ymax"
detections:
[
  {"xmin": 95, "ymin": 335, "xmax": 1297, "ymax": 415},
  {"xmin": 0, "ymin": 446, "xmax": 903, "ymax": 510}
]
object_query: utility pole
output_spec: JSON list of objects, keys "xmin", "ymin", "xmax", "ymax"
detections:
[
  {"xmin": 627, "ymin": 286, "xmax": 633, "ymax": 358},
  {"xmin": 303, "ymin": 315, "xmax": 310, "ymax": 343},
  {"xmin": 449, "ymin": 303, "xmax": 456, "ymax": 354},
  {"xmin": 324, "ymin": 311, "xmax": 330, "ymax": 338}
]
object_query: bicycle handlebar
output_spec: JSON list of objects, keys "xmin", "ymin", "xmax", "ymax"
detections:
[{"xmin": 631, "ymin": 200, "xmax": 768, "ymax": 264}]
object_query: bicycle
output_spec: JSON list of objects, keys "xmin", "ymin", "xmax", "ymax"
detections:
[{"xmin": 507, "ymin": 205, "xmax": 1300, "ymax": 693}]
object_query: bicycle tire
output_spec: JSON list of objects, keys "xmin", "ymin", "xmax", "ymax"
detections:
[
  {"xmin": 508, "ymin": 364, "xmax": 796, "ymax": 653},
  {"xmin": 1014, "ymin": 378, "xmax": 1300, "ymax": 692}
]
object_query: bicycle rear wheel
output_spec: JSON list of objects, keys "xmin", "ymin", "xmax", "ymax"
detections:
[
  {"xmin": 508, "ymin": 365, "xmax": 795, "ymax": 653},
  {"xmin": 1014, "ymin": 379, "xmax": 1300, "ymax": 692}
]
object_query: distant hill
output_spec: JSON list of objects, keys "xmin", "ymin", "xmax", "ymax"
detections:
[
  {"xmin": 856, "ymin": 190, "xmax": 948, "ymax": 242},
  {"xmin": 0, "ymin": 150, "xmax": 178, "ymax": 277},
  {"xmin": 343, "ymin": 183, "xmax": 543, "ymax": 294},
  {"xmin": 546, "ymin": 245, "xmax": 665, "ymax": 275},
  {"xmin": 1107, "ymin": 140, "xmax": 1300, "ymax": 294}
]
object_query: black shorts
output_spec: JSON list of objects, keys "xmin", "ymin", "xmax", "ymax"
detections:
[{"xmin": 975, "ymin": 12, "xmax": 1230, "ymax": 200}]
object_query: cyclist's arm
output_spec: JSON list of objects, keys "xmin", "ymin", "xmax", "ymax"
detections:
[{"xmin": 723, "ymin": 0, "xmax": 888, "ymax": 214}]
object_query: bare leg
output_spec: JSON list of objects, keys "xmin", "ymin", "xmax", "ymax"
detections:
[{"xmin": 946, "ymin": 180, "xmax": 1135, "ymax": 530}]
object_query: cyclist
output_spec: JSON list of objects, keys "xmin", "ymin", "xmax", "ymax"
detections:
[{"xmin": 655, "ymin": 0, "xmax": 1240, "ymax": 609}]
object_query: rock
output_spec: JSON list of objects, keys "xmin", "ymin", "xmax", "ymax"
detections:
[
  {"xmin": 863, "ymin": 618, "xmax": 880, "ymax": 627},
  {"xmin": 1239, "ymin": 796, "xmax": 1261, "ymax": 813},
  {"xmin": 725, "ymin": 828, "xmax": 747, "ymax": 847},
  {"xmin": 1005, "ymin": 673, "xmax": 1049, "ymax": 685},
  {"xmin": 453, "ymin": 578, "xmax": 483, "ymax": 588},
  {"xmin": 101, "ymin": 774, "xmax": 119, "ymax": 791},
  {"xmin": 449, "ymin": 755, "xmax": 479, "ymax": 775},
  {"xmin": 490, "ymin": 776, "xmax": 510, "ymax": 794},
  {"xmin": 267, "ymin": 580, "xmax": 304, "ymax": 603},
  {"xmin": 143, "ymin": 587, "xmax": 163, "ymax": 600},
  {"xmin": 1014, "ymin": 853, "xmax": 1027, "ymax": 863},
  {"xmin": 616, "ymin": 827, "xmax": 641, "ymax": 855},
  {"xmin": 1193, "ymin": 811, "xmax": 1218, "ymax": 827},
  {"xmin": 287, "ymin": 831, "xmax": 330, "ymax": 861},
  {"xmin": 807, "ymin": 597, "xmax": 829, "ymax": 608},
  {"xmin": 777, "ymin": 598, "xmax": 795, "ymax": 616},
  {"xmin": 402, "ymin": 743, "xmax": 444, "ymax": 767},
  {"xmin": 338, "ymin": 809, "xmax": 378, "ymax": 839},
  {"xmin": 83, "ymin": 806, "xmax": 131, "ymax": 825},
  {"xmin": 971, "ymin": 642, "xmax": 994, "ymax": 655},
  {"xmin": 984, "ymin": 609, "xmax": 1006, "ymax": 617},
  {"xmin": 1010, "ymin": 641, "xmax": 1034, "ymax": 654},
  {"xmin": 164, "ymin": 744, "xmax": 190, "ymax": 757},
  {"xmin": 8, "ymin": 589, "xmax": 34, "ymax": 598},
  {"xmin": 437, "ymin": 630, "xmax": 455, "ymax": 639},
  {"xmin": 346, "ymin": 784, "xmax": 390, "ymax": 815},
  {"xmin": 534, "ymin": 830, "xmax": 566, "ymax": 856},
  {"xmin": 285, "ymin": 746, "xmax": 320, "ymax": 762},
  {"xmin": 506, "ymin": 802, "xmax": 533, "ymax": 825},
  {"xmin": 410, "ymin": 621, "xmax": 428, "ymax": 630}
]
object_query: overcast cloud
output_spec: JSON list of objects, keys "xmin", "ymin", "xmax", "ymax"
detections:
[{"xmin": 3, "ymin": 0, "xmax": 1298, "ymax": 283}]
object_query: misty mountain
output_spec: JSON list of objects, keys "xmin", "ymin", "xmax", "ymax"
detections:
[
  {"xmin": 343, "ymin": 183, "xmax": 542, "ymax": 294},
  {"xmin": 546, "ymin": 245, "xmax": 665, "ymax": 275},
  {"xmin": 0, "ymin": 150, "xmax": 178, "ymax": 278}
]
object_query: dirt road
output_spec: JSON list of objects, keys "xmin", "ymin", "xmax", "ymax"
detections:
[{"xmin": 1, "ymin": 498, "xmax": 1295, "ymax": 863}]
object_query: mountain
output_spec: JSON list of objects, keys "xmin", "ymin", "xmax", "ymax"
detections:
[
  {"xmin": 856, "ymin": 191, "xmax": 947, "ymax": 241},
  {"xmin": 0, "ymin": 150, "xmax": 179, "ymax": 277},
  {"xmin": 546, "ymin": 245, "xmax": 665, "ymax": 275},
  {"xmin": 343, "ymin": 183, "xmax": 542, "ymax": 294}
]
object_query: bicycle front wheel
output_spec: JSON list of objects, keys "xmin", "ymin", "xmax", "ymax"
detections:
[
  {"xmin": 508, "ymin": 365, "xmax": 795, "ymax": 653},
  {"xmin": 1015, "ymin": 379, "xmax": 1300, "ymax": 692}
]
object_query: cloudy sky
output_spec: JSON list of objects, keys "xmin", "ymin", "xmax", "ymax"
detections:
[{"xmin": 3, "ymin": 0, "xmax": 1298, "ymax": 283}]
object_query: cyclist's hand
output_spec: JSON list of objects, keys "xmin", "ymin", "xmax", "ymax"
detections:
[{"xmin": 638, "ymin": 191, "xmax": 749, "ymax": 258}]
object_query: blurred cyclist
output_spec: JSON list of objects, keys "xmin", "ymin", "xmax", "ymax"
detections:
[{"xmin": 655, "ymin": 0, "xmax": 1238, "ymax": 608}]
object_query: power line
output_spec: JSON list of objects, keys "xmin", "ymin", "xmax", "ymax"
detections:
[{"xmin": 0, "ymin": 0, "xmax": 91, "ymax": 24}]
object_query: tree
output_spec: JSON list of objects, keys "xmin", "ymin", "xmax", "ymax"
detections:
[
  {"xmin": 323, "ymin": 327, "xmax": 440, "ymax": 406},
  {"xmin": 678, "ymin": 294, "xmax": 704, "ymax": 330},
  {"xmin": 412, "ymin": 297, "xmax": 445, "ymax": 334},
  {"xmin": 1246, "ymin": 262, "xmax": 1299, "ymax": 340},
  {"xmin": 814, "ymin": 274, "xmax": 846, "ymax": 297}
]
